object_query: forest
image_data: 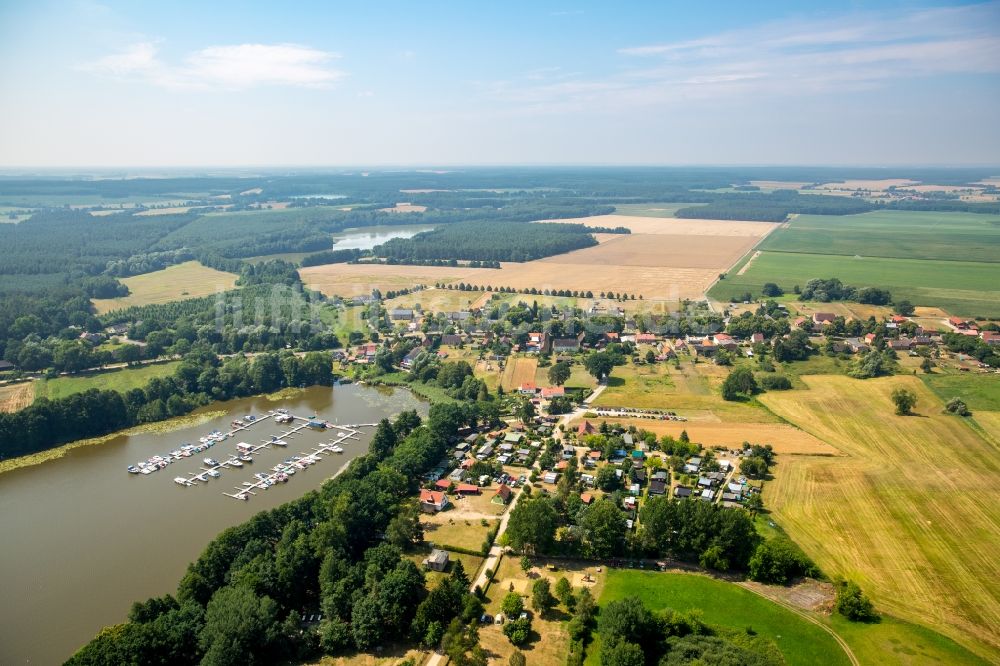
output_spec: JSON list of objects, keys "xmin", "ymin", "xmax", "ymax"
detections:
[{"xmin": 374, "ymin": 221, "xmax": 617, "ymax": 263}]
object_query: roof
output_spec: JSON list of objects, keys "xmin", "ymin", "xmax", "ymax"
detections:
[
  {"xmin": 577, "ymin": 421, "xmax": 596, "ymax": 435},
  {"xmin": 504, "ymin": 431, "xmax": 525, "ymax": 443},
  {"xmin": 495, "ymin": 484, "xmax": 512, "ymax": 500},
  {"xmin": 420, "ymin": 489, "xmax": 447, "ymax": 505},
  {"xmin": 540, "ymin": 386, "xmax": 565, "ymax": 398},
  {"xmin": 456, "ymin": 483, "xmax": 480, "ymax": 493},
  {"xmin": 427, "ymin": 548, "xmax": 449, "ymax": 565},
  {"xmin": 580, "ymin": 492, "xmax": 594, "ymax": 504}
]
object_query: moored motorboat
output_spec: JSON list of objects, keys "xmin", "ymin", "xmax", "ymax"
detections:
[
  {"xmin": 228, "ymin": 458, "xmax": 243, "ymax": 468},
  {"xmin": 239, "ymin": 454, "xmax": 253, "ymax": 463},
  {"xmin": 174, "ymin": 477, "xmax": 188, "ymax": 486},
  {"xmin": 207, "ymin": 469, "xmax": 221, "ymax": 478}
]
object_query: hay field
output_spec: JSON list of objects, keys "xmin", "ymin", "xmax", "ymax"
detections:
[
  {"xmin": 0, "ymin": 382, "xmax": 34, "ymax": 413},
  {"xmin": 383, "ymin": 287, "xmax": 481, "ymax": 313},
  {"xmin": 92, "ymin": 261, "xmax": 239, "ymax": 314},
  {"xmin": 500, "ymin": 356, "xmax": 538, "ymax": 391},
  {"xmin": 574, "ymin": 417, "xmax": 840, "ymax": 455},
  {"xmin": 816, "ymin": 179, "xmax": 917, "ymax": 191},
  {"xmin": 541, "ymin": 213, "xmax": 777, "ymax": 237},
  {"xmin": 759, "ymin": 375, "xmax": 1000, "ymax": 661},
  {"xmin": 378, "ymin": 203, "xmax": 427, "ymax": 213},
  {"xmin": 301, "ymin": 263, "xmax": 486, "ymax": 298}
]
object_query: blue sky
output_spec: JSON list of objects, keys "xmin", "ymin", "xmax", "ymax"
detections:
[{"xmin": 0, "ymin": 0, "xmax": 998, "ymax": 167}]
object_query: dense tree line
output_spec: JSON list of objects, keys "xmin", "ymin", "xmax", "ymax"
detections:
[
  {"xmin": 375, "ymin": 221, "xmax": 607, "ymax": 263},
  {"xmin": 675, "ymin": 190, "xmax": 874, "ymax": 222},
  {"xmin": 0, "ymin": 349, "xmax": 335, "ymax": 459},
  {"xmin": 300, "ymin": 248, "xmax": 364, "ymax": 267},
  {"xmin": 66, "ymin": 402, "xmax": 484, "ymax": 664},
  {"xmin": 798, "ymin": 278, "xmax": 892, "ymax": 305}
]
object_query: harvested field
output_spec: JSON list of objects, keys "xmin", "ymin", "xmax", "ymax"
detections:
[
  {"xmin": 301, "ymin": 263, "xmax": 484, "ymax": 298},
  {"xmin": 749, "ymin": 180, "xmax": 815, "ymax": 190},
  {"xmin": 500, "ymin": 356, "xmax": 538, "ymax": 391},
  {"xmin": 378, "ymin": 203, "xmax": 427, "ymax": 213},
  {"xmin": 92, "ymin": 261, "xmax": 239, "ymax": 314},
  {"xmin": 611, "ymin": 202, "xmax": 703, "ymax": 217},
  {"xmin": 572, "ymin": 417, "xmax": 840, "ymax": 455},
  {"xmin": 539, "ymin": 213, "xmax": 777, "ymax": 237},
  {"xmin": 304, "ymin": 214, "xmax": 777, "ymax": 300},
  {"xmin": 0, "ymin": 382, "xmax": 34, "ymax": 413},
  {"xmin": 384, "ymin": 287, "xmax": 482, "ymax": 313},
  {"xmin": 135, "ymin": 206, "xmax": 192, "ymax": 216},
  {"xmin": 760, "ymin": 375, "xmax": 1000, "ymax": 661},
  {"xmin": 815, "ymin": 179, "xmax": 917, "ymax": 191}
]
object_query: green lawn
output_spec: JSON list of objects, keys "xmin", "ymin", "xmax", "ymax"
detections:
[
  {"xmin": 35, "ymin": 362, "xmax": 180, "ymax": 401},
  {"xmin": 585, "ymin": 570, "xmax": 850, "ymax": 666},
  {"xmin": 921, "ymin": 372, "xmax": 1000, "ymax": 411},
  {"xmin": 709, "ymin": 251, "xmax": 1000, "ymax": 318},
  {"xmin": 761, "ymin": 211, "xmax": 1000, "ymax": 264},
  {"xmin": 827, "ymin": 614, "xmax": 990, "ymax": 666}
]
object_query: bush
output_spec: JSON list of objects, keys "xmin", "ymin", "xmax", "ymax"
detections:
[
  {"xmin": 944, "ymin": 397, "xmax": 971, "ymax": 416},
  {"xmin": 835, "ymin": 580, "xmax": 880, "ymax": 623},
  {"xmin": 502, "ymin": 617, "xmax": 531, "ymax": 645},
  {"xmin": 757, "ymin": 374, "xmax": 791, "ymax": 391}
]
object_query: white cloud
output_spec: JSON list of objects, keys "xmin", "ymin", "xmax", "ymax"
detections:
[
  {"xmin": 483, "ymin": 2, "xmax": 1000, "ymax": 114},
  {"xmin": 80, "ymin": 41, "xmax": 345, "ymax": 90}
]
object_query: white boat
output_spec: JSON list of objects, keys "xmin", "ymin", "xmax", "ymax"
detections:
[
  {"xmin": 274, "ymin": 439, "xmax": 288, "ymax": 447},
  {"xmin": 228, "ymin": 458, "xmax": 243, "ymax": 468},
  {"xmin": 204, "ymin": 458, "xmax": 220, "ymax": 466},
  {"xmin": 330, "ymin": 445, "xmax": 344, "ymax": 453},
  {"xmin": 174, "ymin": 477, "xmax": 188, "ymax": 486},
  {"xmin": 207, "ymin": 469, "xmax": 221, "ymax": 478},
  {"xmin": 239, "ymin": 454, "xmax": 253, "ymax": 463}
]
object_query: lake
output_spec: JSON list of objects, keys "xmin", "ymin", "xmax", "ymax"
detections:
[
  {"xmin": 0, "ymin": 384, "xmax": 426, "ymax": 665},
  {"xmin": 331, "ymin": 224, "xmax": 436, "ymax": 251}
]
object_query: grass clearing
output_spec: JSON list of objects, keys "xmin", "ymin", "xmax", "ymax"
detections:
[
  {"xmin": 611, "ymin": 202, "xmax": 704, "ymax": 217},
  {"xmin": 420, "ymin": 514, "xmax": 497, "ymax": 553},
  {"xmin": 35, "ymin": 362, "xmax": 181, "ymax": 401},
  {"xmin": 93, "ymin": 261, "xmax": 238, "ymax": 314},
  {"xmin": 759, "ymin": 375, "xmax": 1000, "ymax": 661},
  {"xmin": 827, "ymin": 613, "xmax": 990, "ymax": 666},
  {"xmin": 586, "ymin": 570, "xmax": 850, "ymax": 666}
]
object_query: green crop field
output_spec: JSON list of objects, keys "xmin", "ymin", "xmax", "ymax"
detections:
[
  {"xmin": 921, "ymin": 372, "xmax": 1000, "ymax": 412},
  {"xmin": 35, "ymin": 362, "xmax": 180, "ymax": 401},
  {"xmin": 585, "ymin": 570, "xmax": 850, "ymax": 666},
  {"xmin": 762, "ymin": 211, "xmax": 1000, "ymax": 263},
  {"xmin": 709, "ymin": 251, "xmax": 1000, "ymax": 317}
]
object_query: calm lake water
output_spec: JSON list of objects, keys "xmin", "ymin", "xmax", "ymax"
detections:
[
  {"xmin": 331, "ymin": 224, "xmax": 436, "ymax": 251},
  {"xmin": 0, "ymin": 384, "xmax": 426, "ymax": 665}
]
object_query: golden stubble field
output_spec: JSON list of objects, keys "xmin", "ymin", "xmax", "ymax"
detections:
[
  {"xmin": 0, "ymin": 382, "xmax": 34, "ymax": 413},
  {"xmin": 301, "ymin": 215, "xmax": 776, "ymax": 300},
  {"xmin": 500, "ymin": 356, "xmax": 538, "ymax": 391},
  {"xmin": 92, "ymin": 261, "xmax": 239, "ymax": 314},
  {"xmin": 759, "ymin": 375, "xmax": 1000, "ymax": 661}
]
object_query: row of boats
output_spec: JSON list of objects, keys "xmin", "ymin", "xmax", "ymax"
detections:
[
  {"xmin": 127, "ymin": 429, "xmax": 232, "ymax": 475},
  {"xmin": 230, "ymin": 446, "xmax": 344, "ymax": 500}
]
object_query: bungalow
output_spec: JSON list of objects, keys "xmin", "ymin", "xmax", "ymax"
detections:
[
  {"xmin": 700, "ymin": 489, "xmax": 714, "ymax": 502},
  {"xmin": 449, "ymin": 468, "xmax": 465, "ymax": 481},
  {"xmin": 390, "ymin": 308, "xmax": 415, "ymax": 321},
  {"xmin": 587, "ymin": 450, "xmax": 602, "ymax": 461},
  {"xmin": 79, "ymin": 331, "xmax": 104, "ymax": 344},
  {"xmin": 688, "ymin": 456, "xmax": 702, "ymax": 468},
  {"xmin": 632, "ymin": 467, "xmax": 647, "ymax": 484},
  {"xmin": 697, "ymin": 477, "xmax": 713, "ymax": 488},
  {"xmin": 712, "ymin": 333, "xmax": 738, "ymax": 350},
  {"xmin": 448, "ymin": 311, "xmax": 472, "ymax": 322},
  {"xmin": 580, "ymin": 492, "xmax": 594, "ymax": 505},
  {"xmin": 401, "ymin": 348, "xmax": 424, "ymax": 369},
  {"xmin": 580, "ymin": 474, "xmax": 595, "ymax": 487},
  {"xmin": 981, "ymin": 331, "xmax": 1000, "ymax": 346},
  {"xmin": 751, "ymin": 333, "xmax": 765, "ymax": 344},
  {"xmin": 457, "ymin": 483, "xmax": 480, "ymax": 495},
  {"xmin": 525, "ymin": 332, "xmax": 550, "ymax": 354},
  {"xmin": 423, "ymin": 548, "xmax": 450, "ymax": 572},
  {"xmin": 434, "ymin": 479, "xmax": 452, "ymax": 491},
  {"xmin": 419, "ymin": 489, "xmax": 450, "ymax": 513},
  {"xmin": 555, "ymin": 460, "xmax": 568, "ymax": 471},
  {"xmin": 888, "ymin": 338, "xmax": 913, "ymax": 351},
  {"xmin": 562, "ymin": 446, "xmax": 576, "ymax": 460},
  {"xmin": 504, "ymin": 431, "xmax": 525, "ymax": 445},
  {"xmin": 727, "ymin": 482, "xmax": 744, "ymax": 495},
  {"xmin": 540, "ymin": 386, "xmax": 565, "ymax": 399},
  {"xmin": 649, "ymin": 479, "xmax": 667, "ymax": 495},
  {"xmin": 813, "ymin": 312, "xmax": 837, "ymax": 325},
  {"xmin": 721, "ymin": 492, "xmax": 741, "ymax": 502},
  {"xmin": 845, "ymin": 338, "xmax": 870, "ymax": 354},
  {"xmin": 493, "ymin": 484, "xmax": 512, "ymax": 505},
  {"xmin": 518, "ymin": 382, "xmax": 538, "ymax": 395},
  {"xmin": 682, "ymin": 463, "xmax": 699, "ymax": 475},
  {"xmin": 674, "ymin": 486, "xmax": 693, "ymax": 499},
  {"xmin": 635, "ymin": 333, "xmax": 658, "ymax": 345}
]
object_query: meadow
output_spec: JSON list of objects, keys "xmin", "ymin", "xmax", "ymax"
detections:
[
  {"xmin": 92, "ymin": 261, "xmax": 239, "ymax": 314},
  {"xmin": 920, "ymin": 372, "xmax": 1000, "ymax": 412},
  {"xmin": 759, "ymin": 375, "xmax": 1000, "ymax": 661},
  {"xmin": 585, "ymin": 570, "xmax": 851, "ymax": 666},
  {"xmin": 611, "ymin": 202, "xmax": 704, "ymax": 217},
  {"xmin": 34, "ymin": 362, "xmax": 181, "ymax": 401},
  {"xmin": 709, "ymin": 251, "xmax": 1000, "ymax": 317}
]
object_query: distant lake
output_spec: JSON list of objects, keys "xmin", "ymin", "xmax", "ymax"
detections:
[
  {"xmin": 291, "ymin": 194, "xmax": 348, "ymax": 200},
  {"xmin": 331, "ymin": 224, "xmax": 437, "ymax": 251}
]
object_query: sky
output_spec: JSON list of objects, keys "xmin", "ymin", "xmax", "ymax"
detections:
[{"xmin": 0, "ymin": 0, "xmax": 998, "ymax": 167}]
